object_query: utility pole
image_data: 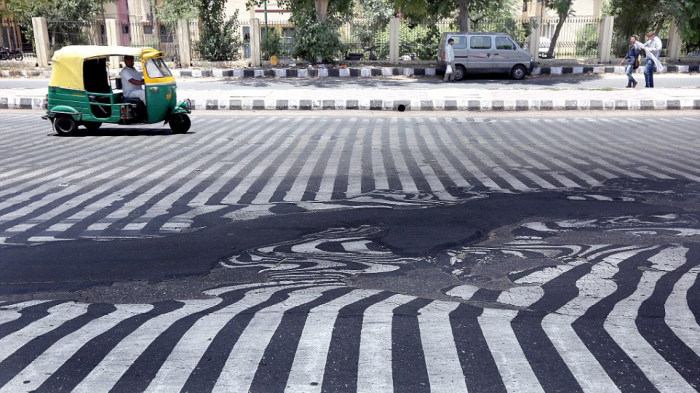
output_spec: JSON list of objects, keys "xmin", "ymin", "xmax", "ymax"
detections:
[
  {"xmin": 264, "ymin": 0, "xmax": 268, "ymax": 58},
  {"xmin": 100, "ymin": 0, "xmax": 107, "ymax": 45}
]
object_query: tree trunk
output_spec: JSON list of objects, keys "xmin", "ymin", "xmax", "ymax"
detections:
[
  {"xmin": 315, "ymin": 0, "xmax": 328, "ymax": 22},
  {"xmin": 546, "ymin": 6, "xmax": 570, "ymax": 58},
  {"xmin": 459, "ymin": 0, "xmax": 470, "ymax": 31}
]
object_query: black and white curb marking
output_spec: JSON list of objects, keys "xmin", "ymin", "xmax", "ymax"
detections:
[
  {"xmin": 1, "ymin": 64, "xmax": 699, "ymax": 79},
  {"xmin": 3, "ymin": 96, "xmax": 699, "ymax": 111}
]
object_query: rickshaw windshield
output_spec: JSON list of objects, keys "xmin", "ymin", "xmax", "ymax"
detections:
[{"xmin": 144, "ymin": 58, "xmax": 172, "ymax": 79}]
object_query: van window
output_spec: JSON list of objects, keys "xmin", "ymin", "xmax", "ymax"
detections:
[
  {"xmin": 495, "ymin": 36, "xmax": 516, "ymax": 50},
  {"xmin": 470, "ymin": 36, "xmax": 492, "ymax": 50},
  {"xmin": 449, "ymin": 35, "xmax": 468, "ymax": 49}
]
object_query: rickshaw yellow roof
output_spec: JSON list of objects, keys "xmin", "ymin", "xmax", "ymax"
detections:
[{"xmin": 49, "ymin": 45, "xmax": 161, "ymax": 90}]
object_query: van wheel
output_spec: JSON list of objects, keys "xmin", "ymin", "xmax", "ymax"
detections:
[
  {"xmin": 53, "ymin": 115, "xmax": 78, "ymax": 136},
  {"xmin": 453, "ymin": 65, "xmax": 466, "ymax": 81},
  {"xmin": 83, "ymin": 121, "xmax": 102, "ymax": 131},
  {"xmin": 511, "ymin": 65, "xmax": 528, "ymax": 80},
  {"xmin": 169, "ymin": 114, "xmax": 191, "ymax": 134}
]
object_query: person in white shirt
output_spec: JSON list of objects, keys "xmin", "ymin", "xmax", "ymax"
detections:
[
  {"xmin": 443, "ymin": 38, "xmax": 455, "ymax": 82},
  {"xmin": 643, "ymin": 31, "xmax": 662, "ymax": 88},
  {"xmin": 120, "ymin": 55, "xmax": 146, "ymax": 103}
]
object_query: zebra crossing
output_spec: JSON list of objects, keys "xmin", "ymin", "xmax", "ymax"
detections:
[
  {"xmin": 1, "ymin": 114, "xmax": 700, "ymax": 244},
  {"xmin": 1, "ymin": 212, "xmax": 698, "ymax": 392}
]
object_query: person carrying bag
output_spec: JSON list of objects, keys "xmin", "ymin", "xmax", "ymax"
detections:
[{"xmin": 444, "ymin": 38, "xmax": 455, "ymax": 82}]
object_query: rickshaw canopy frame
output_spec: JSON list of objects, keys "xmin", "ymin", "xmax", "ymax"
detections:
[{"xmin": 49, "ymin": 45, "xmax": 163, "ymax": 91}]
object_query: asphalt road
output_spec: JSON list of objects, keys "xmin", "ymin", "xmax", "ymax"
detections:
[
  {"xmin": 1, "ymin": 72, "xmax": 699, "ymax": 90},
  {"xmin": 0, "ymin": 112, "xmax": 698, "ymax": 392}
]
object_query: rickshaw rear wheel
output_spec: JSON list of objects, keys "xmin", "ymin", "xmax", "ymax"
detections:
[
  {"xmin": 169, "ymin": 114, "xmax": 191, "ymax": 134},
  {"xmin": 83, "ymin": 121, "xmax": 102, "ymax": 131},
  {"xmin": 53, "ymin": 115, "xmax": 78, "ymax": 136}
]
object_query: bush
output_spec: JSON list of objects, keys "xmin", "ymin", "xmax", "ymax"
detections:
[{"xmin": 293, "ymin": 19, "xmax": 346, "ymax": 62}]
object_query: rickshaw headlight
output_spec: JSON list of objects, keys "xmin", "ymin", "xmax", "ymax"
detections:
[{"xmin": 185, "ymin": 99, "xmax": 192, "ymax": 111}]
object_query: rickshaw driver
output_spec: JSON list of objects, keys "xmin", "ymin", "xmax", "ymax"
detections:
[{"xmin": 121, "ymin": 55, "xmax": 146, "ymax": 104}]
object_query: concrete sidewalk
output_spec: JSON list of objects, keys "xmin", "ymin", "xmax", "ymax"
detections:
[
  {"xmin": 2, "ymin": 85, "xmax": 699, "ymax": 111},
  {"xmin": 2, "ymin": 63, "xmax": 700, "ymax": 80}
]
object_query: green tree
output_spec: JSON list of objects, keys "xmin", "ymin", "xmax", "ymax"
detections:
[
  {"xmin": 391, "ymin": 0, "xmax": 516, "ymax": 31},
  {"xmin": 155, "ymin": 0, "xmax": 198, "ymax": 26},
  {"xmin": 356, "ymin": 0, "xmax": 394, "ymax": 48},
  {"xmin": 2, "ymin": 0, "xmax": 102, "ymax": 45},
  {"xmin": 197, "ymin": 3, "xmax": 242, "ymax": 61},
  {"xmin": 542, "ymin": 0, "xmax": 574, "ymax": 59},
  {"xmin": 606, "ymin": 0, "xmax": 700, "ymax": 53},
  {"xmin": 249, "ymin": 0, "xmax": 354, "ymax": 62}
]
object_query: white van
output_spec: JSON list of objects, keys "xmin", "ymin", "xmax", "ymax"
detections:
[{"xmin": 437, "ymin": 32, "xmax": 534, "ymax": 80}]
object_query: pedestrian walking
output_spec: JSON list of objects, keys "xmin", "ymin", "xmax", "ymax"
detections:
[
  {"xmin": 443, "ymin": 38, "xmax": 455, "ymax": 82},
  {"xmin": 642, "ymin": 31, "xmax": 662, "ymax": 88},
  {"xmin": 620, "ymin": 35, "xmax": 639, "ymax": 88}
]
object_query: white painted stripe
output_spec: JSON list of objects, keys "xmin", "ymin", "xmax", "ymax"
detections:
[
  {"xmin": 445, "ymin": 284, "xmax": 479, "ymax": 301},
  {"xmin": 284, "ymin": 119, "xmax": 338, "ymax": 201},
  {"xmin": 356, "ymin": 294, "xmax": 415, "ymax": 393},
  {"xmin": 492, "ymin": 167, "xmax": 531, "ymax": 191},
  {"xmin": 479, "ymin": 308, "xmax": 545, "ymax": 393},
  {"xmin": 144, "ymin": 286, "xmax": 309, "ymax": 393},
  {"xmin": 121, "ymin": 161, "xmax": 230, "ymax": 231},
  {"xmin": 542, "ymin": 248, "xmax": 652, "ymax": 393},
  {"xmin": 0, "ymin": 304, "xmax": 153, "ymax": 393},
  {"xmin": 520, "ymin": 120, "xmax": 601, "ymax": 186},
  {"xmin": 284, "ymin": 289, "xmax": 381, "ymax": 393},
  {"xmin": 370, "ymin": 119, "xmax": 390, "ymax": 190},
  {"xmin": 417, "ymin": 300, "xmax": 469, "ymax": 393},
  {"xmin": 0, "ymin": 131, "xmax": 179, "ymax": 233},
  {"xmin": 589, "ymin": 118, "xmax": 700, "ymax": 181},
  {"xmin": 316, "ymin": 118, "xmax": 356, "ymax": 201},
  {"xmin": 0, "ymin": 300, "xmax": 51, "ymax": 326},
  {"xmin": 73, "ymin": 299, "xmax": 221, "ymax": 393},
  {"xmin": 100, "ymin": 125, "xmax": 235, "ymax": 232},
  {"xmin": 211, "ymin": 286, "xmax": 335, "ymax": 393},
  {"xmin": 346, "ymin": 120, "xmax": 368, "ymax": 197},
  {"xmin": 665, "ymin": 265, "xmax": 700, "ymax": 357},
  {"xmin": 220, "ymin": 116, "xmax": 308, "ymax": 205},
  {"xmin": 431, "ymin": 119, "xmax": 501, "ymax": 190},
  {"xmin": 459, "ymin": 123, "xmax": 531, "ymax": 190},
  {"xmin": 475, "ymin": 122, "xmax": 557, "ymax": 189},
  {"xmin": 178, "ymin": 117, "xmax": 278, "ymax": 209},
  {"xmin": 0, "ymin": 302, "xmax": 89, "ymax": 363},
  {"xmin": 387, "ymin": 118, "xmax": 419, "ymax": 193},
  {"xmin": 253, "ymin": 118, "xmax": 330, "ymax": 204},
  {"xmin": 623, "ymin": 118, "xmax": 700, "ymax": 170},
  {"xmin": 416, "ymin": 119, "xmax": 470, "ymax": 188},
  {"xmin": 404, "ymin": 120, "xmax": 459, "ymax": 198},
  {"xmin": 604, "ymin": 246, "xmax": 697, "ymax": 393}
]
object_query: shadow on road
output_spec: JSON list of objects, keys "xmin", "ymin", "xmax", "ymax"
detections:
[
  {"xmin": 205, "ymin": 73, "xmax": 605, "ymax": 89},
  {"xmin": 51, "ymin": 128, "xmax": 188, "ymax": 137}
]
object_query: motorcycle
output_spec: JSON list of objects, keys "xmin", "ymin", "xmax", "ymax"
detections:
[
  {"xmin": 0, "ymin": 46, "xmax": 24, "ymax": 61},
  {"xmin": 346, "ymin": 46, "xmax": 378, "ymax": 61}
]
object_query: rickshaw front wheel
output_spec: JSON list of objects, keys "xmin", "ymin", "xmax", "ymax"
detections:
[
  {"xmin": 169, "ymin": 114, "xmax": 191, "ymax": 134},
  {"xmin": 53, "ymin": 115, "xmax": 78, "ymax": 136},
  {"xmin": 83, "ymin": 121, "xmax": 102, "ymax": 131}
]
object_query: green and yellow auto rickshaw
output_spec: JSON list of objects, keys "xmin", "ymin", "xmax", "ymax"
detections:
[{"xmin": 43, "ymin": 45, "xmax": 191, "ymax": 136}]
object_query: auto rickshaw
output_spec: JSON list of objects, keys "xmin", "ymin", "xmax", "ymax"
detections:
[{"xmin": 43, "ymin": 45, "xmax": 191, "ymax": 136}]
